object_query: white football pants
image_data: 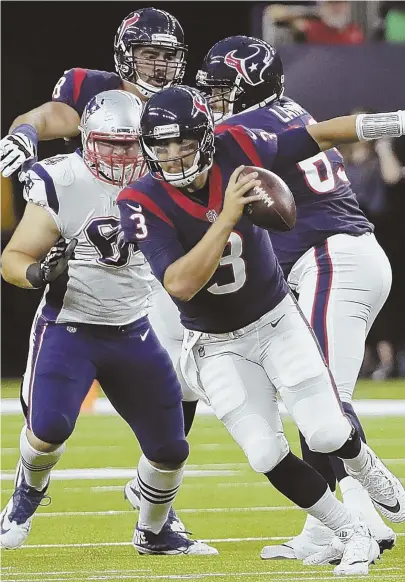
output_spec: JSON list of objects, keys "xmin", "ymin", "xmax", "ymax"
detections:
[
  {"xmin": 288, "ymin": 233, "xmax": 392, "ymax": 402},
  {"xmin": 147, "ymin": 278, "xmax": 198, "ymax": 402},
  {"xmin": 180, "ymin": 293, "xmax": 352, "ymax": 474}
]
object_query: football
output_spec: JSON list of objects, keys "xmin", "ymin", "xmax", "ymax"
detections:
[{"xmin": 240, "ymin": 166, "xmax": 296, "ymax": 232}]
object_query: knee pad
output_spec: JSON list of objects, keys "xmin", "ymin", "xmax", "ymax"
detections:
[
  {"xmin": 147, "ymin": 438, "xmax": 189, "ymax": 466},
  {"xmin": 31, "ymin": 409, "xmax": 75, "ymax": 445},
  {"xmin": 245, "ymin": 433, "xmax": 290, "ymax": 473},
  {"xmin": 307, "ymin": 414, "xmax": 352, "ymax": 454}
]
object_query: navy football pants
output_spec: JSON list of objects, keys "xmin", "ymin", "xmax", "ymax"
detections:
[{"xmin": 20, "ymin": 315, "xmax": 188, "ymax": 464}]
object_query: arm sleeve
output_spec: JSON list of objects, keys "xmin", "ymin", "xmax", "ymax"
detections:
[
  {"xmin": 22, "ymin": 164, "xmax": 63, "ymax": 232},
  {"xmin": 117, "ymin": 194, "xmax": 185, "ymax": 284}
]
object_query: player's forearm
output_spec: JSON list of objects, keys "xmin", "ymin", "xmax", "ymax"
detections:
[
  {"xmin": 307, "ymin": 111, "xmax": 405, "ymax": 152},
  {"xmin": 163, "ymin": 214, "xmax": 235, "ymax": 301},
  {"xmin": 307, "ymin": 115, "xmax": 359, "ymax": 151},
  {"xmin": 9, "ymin": 102, "xmax": 81, "ymax": 140},
  {"xmin": 1, "ymin": 250, "xmax": 41, "ymax": 289}
]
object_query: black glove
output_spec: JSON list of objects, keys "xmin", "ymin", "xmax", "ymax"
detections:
[{"xmin": 26, "ymin": 238, "xmax": 77, "ymax": 288}]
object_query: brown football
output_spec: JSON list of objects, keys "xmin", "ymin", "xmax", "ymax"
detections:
[{"xmin": 240, "ymin": 166, "xmax": 296, "ymax": 232}]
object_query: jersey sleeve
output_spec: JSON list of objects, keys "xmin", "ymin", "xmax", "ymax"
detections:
[
  {"xmin": 274, "ymin": 127, "xmax": 321, "ymax": 169},
  {"xmin": 218, "ymin": 125, "xmax": 279, "ymax": 169},
  {"xmin": 51, "ymin": 68, "xmax": 122, "ymax": 117},
  {"xmin": 117, "ymin": 188, "xmax": 185, "ymax": 284},
  {"xmin": 22, "ymin": 163, "xmax": 63, "ymax": 232}
]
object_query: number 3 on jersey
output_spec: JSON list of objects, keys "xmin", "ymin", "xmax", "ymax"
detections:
[{"xmin": 208, "ymin": 232, "xmax": 246, "ymax": 295}]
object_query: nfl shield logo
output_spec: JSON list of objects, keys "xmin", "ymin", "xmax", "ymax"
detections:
[{"xmin": 206, "ymin": 209, "xmax": 218, "ymax": 223}]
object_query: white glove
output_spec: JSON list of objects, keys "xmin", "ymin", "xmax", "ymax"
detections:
[{"xmin": 0, "ymin": 125, "xmax": 37, "ymax": 177}]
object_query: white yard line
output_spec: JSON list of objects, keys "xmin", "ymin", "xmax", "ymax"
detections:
[
  {"xmin": 33, "ymin": 506, "xmax": 298, "ymax": 518},
  {"xmin": 2, "ymin": 573, "xmax": 400, "ymax": 582},
  {"xmin": 0, "ymin": 468, "xmax": 241, "ymax": 481},
  {"xmin": 15, "ymin": 533, "xmax": 405, "ymax": 550},
  {"xmin": 2, "ymin": 398, "xmax": 405, "ymax": 416}
]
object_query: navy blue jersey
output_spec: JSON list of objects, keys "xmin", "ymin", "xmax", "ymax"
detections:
[
  {"xmin": 52, "ymin": 68, "xmax": 123, "ymax": 117},
  {"xmin": 217, "ymin": 97, "xmax": 373, "ymax": 276},
  {"xmin": 118, "ymin": 126, "xmax": 292, "ymax": 334}
]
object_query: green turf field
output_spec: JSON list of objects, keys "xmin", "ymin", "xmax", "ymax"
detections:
[{"xmin": 1, "ymin": 381, "xmax": 404, "ymax": 581}]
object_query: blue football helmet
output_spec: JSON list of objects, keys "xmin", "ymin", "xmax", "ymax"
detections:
[
  {"xmin": 114, "ymin": 7, "xmax": 188, "ymax": 98},
  {"xmin": 140, "ymin": 86, "xmax": 215, "ymax": 188},
  {"xmin": 196, "ymin": 36, "xmax": 284, "ymax": 123}
]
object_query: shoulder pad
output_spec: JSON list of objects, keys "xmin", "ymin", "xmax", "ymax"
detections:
[{"xmin": 38, "ymin": 155, "xmax": 76, "ymax": 186}]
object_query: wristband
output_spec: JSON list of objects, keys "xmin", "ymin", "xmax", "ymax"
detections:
[
  {"xmin": 26, "ymin": 263, "xmax": 45, "ymax": 289},
  {"xmin": 356, "ymin": 111, "xmax": 405, "ymax": 141},
  {"xmin": 11, "ymin": 124, "xmax": 39, "ymax": 147}
]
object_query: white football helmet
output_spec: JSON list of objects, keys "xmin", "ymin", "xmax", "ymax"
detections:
[{"xmin": 80, "ymin": 90, "xmax": 146, "ymax": 187}]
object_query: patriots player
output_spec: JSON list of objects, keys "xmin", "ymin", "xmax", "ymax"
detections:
[
  {"xmin": 118, "ymin": 86, "xmax": 405, "ymax": 575},
  {"xmin": 0, "ymin": 5, "xmax": 193, "ymax": 534},
  {"xmin": 0, "ymin": 91, "xmax": 216, "ymax": 556},
  {"xmin": 195, "ymin": 35, "xmax": 397, "ymax": 560},
  {"xmin": 0, "ymin": 7, "xmax": 188, "ymax": 176}
]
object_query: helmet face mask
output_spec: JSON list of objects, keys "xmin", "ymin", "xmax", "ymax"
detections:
[
  {"xmin": 140, "ymin": 87, "xmax": 215, "ymax": 188},
  {"xmin": 84, "ymin": 132, "xmax": 145, "ymax": 187},
  {"xmin": 114, "ymin": 9, "xmax": 188, "ymax": 98},
  {"xmin": 80, "ymin": 90, "xmax": 146, "ymax": 187},
  {"xmin": 196, "ymin": 36, "xmax": 284, "ymax": 122}
]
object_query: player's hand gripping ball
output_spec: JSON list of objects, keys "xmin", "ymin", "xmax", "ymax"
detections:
[{"xmin": 240, "ymin": 166, "xmax": 296, "ymax": 231}]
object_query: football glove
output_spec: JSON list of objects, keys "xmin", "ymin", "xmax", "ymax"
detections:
[
  {"xmin": 0, "ymin": 124, "xmax": 38, "ymax": 177},
  {"xmin": 26, "ymin": 238, "xmax": 77, "ymax": 288}
]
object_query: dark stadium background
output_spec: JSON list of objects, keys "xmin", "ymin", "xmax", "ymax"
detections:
[{"xmin": 2, "ymin": 2, "xmax": 405, "ymax": 378}]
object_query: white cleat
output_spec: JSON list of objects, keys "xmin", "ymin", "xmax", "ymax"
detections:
[
  {"xmin": 344, "ymin": 444, "xmax": 405, "ymax": 523},
  {"xmin": 261, "ymin": 519, "xmax": 335, "ymax": 560},
  {"xmin": 0, "ymin": 465, "xmax": 49, "ymax": 550},
  {"xmin": 0, "ymin": 501, "xmax": 32, "ymax": 550},
  {"xmin": 334, "ymin": 522, "xmax": 380, "ymax": 576},
  {"xmin": 304, "ymin": 521, "xmax": 380, "ymax": 576}
]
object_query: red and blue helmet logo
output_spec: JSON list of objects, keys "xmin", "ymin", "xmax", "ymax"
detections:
[
  {"xmin": 224, "ymin": 42, "xmax": 274, "ymax": 86},
  {"xmin": 117, "ymin": 12, "xmax": 141, "ymax": 45}
]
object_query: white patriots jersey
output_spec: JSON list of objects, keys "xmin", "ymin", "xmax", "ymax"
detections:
[{"xmin": 23, "ymin": 152, "xmax": 154, "ymax": 325}]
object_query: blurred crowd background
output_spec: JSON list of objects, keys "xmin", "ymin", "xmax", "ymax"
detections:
[{"xmin": 1, "ymin": 1, "xmax": 405, "ymax": 380}]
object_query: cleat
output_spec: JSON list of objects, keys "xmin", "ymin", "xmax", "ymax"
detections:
[
  {"xmin": 261, "ymin": 519, "xmax": 335, "ymax": 561},
  {"xmin": 0, "ymin": 463, "xmax": 50, "ymax": 550},
  {"xmin": 377, "ymin": 531, "xmax": 396, "ymax": 553},
  {"xmin": 133, "ymin": 521, "xmax": 218, "ymax": 555},
  {"xmin": 303, "ymin": 537, "xmax": 345, "ymax": 566},
  {"xmin": 124, "ymin": 476, "xmax": 187, "ymax": 535},
  {"xmin": 344, "ymin": 445, "xmax": 405, "ymax": 523},
  {"xmin": 304, "ymin": 521, "xmax": 380, "ymax": 576}
]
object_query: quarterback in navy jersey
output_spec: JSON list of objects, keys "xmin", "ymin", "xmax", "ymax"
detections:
[
  {"xmin": 118, "ymin": 85, "xmax": 405, "ymax": 573},
  {"xmin": 197, "ymin": 35, "xmax": 401, "ymax": 558}
]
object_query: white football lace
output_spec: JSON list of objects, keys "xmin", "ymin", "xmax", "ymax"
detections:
[
  {"xmin": 340, "ymin": 525, "xmax": 369, "ymax": 565},
  {"xmin": 362, "ymin": 457, "xmax": 396, "ymax": 500}
]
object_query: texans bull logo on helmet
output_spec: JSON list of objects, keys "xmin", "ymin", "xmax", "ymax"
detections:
[
  {"xmin": 117, "ymin": 12, "xmax": 141, "ymax": 45},
  {"xmin": 224, "ymin": 43, "xmax": 275, "ymax": 86},
  {"xmin": 192, "ymin": 94, "xmax": 213, "ymax": 125}
]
